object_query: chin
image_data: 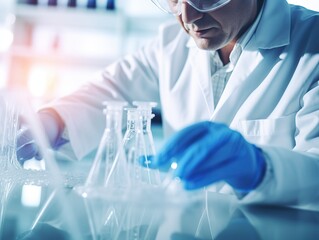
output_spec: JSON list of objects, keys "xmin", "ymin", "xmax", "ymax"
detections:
[
  {"xmin": 193, "ymin": 38, "xmax": 223, "ymax": 51},
  {"xmin": 194, "ymin": 39, "xmax": 216, "ymax": 51}
]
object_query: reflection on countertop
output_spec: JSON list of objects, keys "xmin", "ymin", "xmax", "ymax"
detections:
[{"xmin": 1, "ymin": 174, "xmax": 319, "ymax": 240}]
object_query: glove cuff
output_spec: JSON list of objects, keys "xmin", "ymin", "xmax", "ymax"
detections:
[
  {"xmin": 251, "ymin": 147, "xmax": 267, "ymax": 189},
  {"xmin": 244, "ymin": 147, "xmax": 267, "ymax": 193},
  {"xmin": 233, "ymin": 147, "xmax": 267, "ymax": 195}
]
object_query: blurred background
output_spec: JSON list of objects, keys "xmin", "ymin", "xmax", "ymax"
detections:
[
  {"xmin": 0, "ymin": 0, "xmax": 171, "ymax": 106},
  {"xmin": 0, "ymin": 0, "xmax": 318, "ymax": 106}
]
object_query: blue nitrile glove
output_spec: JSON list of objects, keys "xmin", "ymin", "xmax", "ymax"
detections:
[
  {"xmin": 149, "ymin": 121, "xmax": 266, "ymax": 193},
  {"xmin": 16, "ymin": 111, "xmax": 67, "ymax": 165}
]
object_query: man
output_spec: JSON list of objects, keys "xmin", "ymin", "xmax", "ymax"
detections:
[{"xmin": 17, "ymin": 0, "xmax": 319, "ymax": 207}]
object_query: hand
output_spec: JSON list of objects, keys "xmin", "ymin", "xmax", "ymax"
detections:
[
  {"xmin": 150, "ymin": 121, "xmax": 266, "ymax": 192},
  {"xmin": 16, "ymin": 111, "xmax": 66, "ymax": 165},
  {"xmin": 16, "ymin": 126, "xmax": 43, "ymax": 163}
]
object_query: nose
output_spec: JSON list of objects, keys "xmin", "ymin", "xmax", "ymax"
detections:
[{"xmin": 181, "ymin": 1, "xmax": 204, "ymax": 24}]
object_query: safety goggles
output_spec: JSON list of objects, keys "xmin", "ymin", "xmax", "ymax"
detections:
[{"xmin": 150, "ymin": 0, "xmax": 232, "ymax": 15}]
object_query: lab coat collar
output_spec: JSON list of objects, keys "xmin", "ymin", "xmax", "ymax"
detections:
[
  {"xmin": 254, "ymin": 0, "xmax": 291, "ymax": 49},
  {"xmin": 186, "ymin": 38, "xmax": 197, "ymax": 48}
]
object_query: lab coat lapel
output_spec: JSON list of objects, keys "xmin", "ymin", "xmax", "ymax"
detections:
[
  {"xmin": 211, "ymin": 49, "xmax": 265, "ymax": 124},
  {"xmin": 188, "ymin": 43, "xmax": 214, "ymax": 117},
  {"xmin": 211, "ymin": 0, "xmax": 291, "ymax": 124}
]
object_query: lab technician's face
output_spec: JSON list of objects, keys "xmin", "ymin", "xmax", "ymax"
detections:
[{"xmin": 177, "ymin": 0, "xmax": 259, "ymax": 50}]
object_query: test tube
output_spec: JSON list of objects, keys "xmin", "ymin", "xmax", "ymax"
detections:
[
  {"xmin": 106, "ymin": 0, "xmax": 115, "ymax": 10},
  {"xmin": 67, "ymin": 0, "xmax": 76, "ymax": 7},
  {"xmin": 26, "ymin": 0, "xmax": 38, "ymax": 5},
  {"xmin": 87, "ymin": 0, "xmax": 96, "ymax": 9},
  {"xmin": 48, "ymin": 0, "xmax": 58, "ymax": 6}
]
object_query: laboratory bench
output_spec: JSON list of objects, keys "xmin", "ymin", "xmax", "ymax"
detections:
[
  {"xmin": 1, "ymin": 124, "xmax": 319, "ymax": 240},
  {"xmin": 1, "ymin": 164, "xmax": 319, "ymax": 240}
]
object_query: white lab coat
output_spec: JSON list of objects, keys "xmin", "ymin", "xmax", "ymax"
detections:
[{"xmin": 48, "ymin": 0, "xmax": 319, "ymax": 207}]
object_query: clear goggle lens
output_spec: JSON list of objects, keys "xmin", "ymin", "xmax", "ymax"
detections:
[{"xmin": 151, "ymin": 0, "xmax": 231, "ymax": 15}]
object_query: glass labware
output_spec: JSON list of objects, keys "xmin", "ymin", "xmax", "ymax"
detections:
[
  {"xmin": 132, "ymin": 101, "xmax": 161, "ymax": 187},
  {"xmin": 0, "ymin": 89, "xmax": 85, "ymax": 239},
  {"xmin": 75, "ymin": 101, "xmax": 131, "ymax": 240},
  {"xmin": 122, "ymin": 108, "xmax": 139, "ymax": 187},
  {"xmin": 0, "ymin": 94, "xmax": 20, "ymax": 171},
  {"xmin": 83, "ymin": 101, "xmax": 130, "ymax": 193}
]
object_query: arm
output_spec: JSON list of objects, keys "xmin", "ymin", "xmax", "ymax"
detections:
[
  {"xmin": 47, "ymin": 40, "xmax": 161, "ymax": 160},
  {"xmin": 242, "ymin": 80, "xmax": 319, "ymax": 206},
  {"xmin": 16, "ymin": 109, "xmax": 66, "ymax": 163},
  {"xmin": 150, "ymin": 80, "xmax": 319, "ymax": 207}
]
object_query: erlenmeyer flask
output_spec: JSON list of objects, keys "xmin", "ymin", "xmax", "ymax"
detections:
[
  {"xmin": 84, "ymin": 101, "xmax": 130, "ymax": 192},
  {"xmin": 132, "ymin": 101, "xmax": 161, "ymax": 187},
  {"xmin": 122, "ymin": 108, "xmax": 139, "ymax": 187},
  {"xmin": 77, "ymin": 102, "xmax": 131, "ymax": 240}
]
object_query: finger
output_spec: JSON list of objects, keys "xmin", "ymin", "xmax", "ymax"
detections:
[
  {"xmin": 182, "ymin": 144, "xmax": 232, "ymax": 179},
  {"xmin": 173, "ymin": 131, "xmax": 231, "ymax": 179},
  {"xmin": 16, "ymin": 142, "xmax": 39, "ymax": 164},
  {"xmin": 182, "ymin": 167, "xmax": 228, "ymax": 190},
  {"xmin": 16, "ymin": 128, "xmax": 34, "ymax": 147},
  {"xmin": 35, "ymin": 151, "xmax": 43, "ymax": 160},
  {"xmin": 181, "ymin": 147, "xmax": 247, "ymax": 190},
  {"xmin": 181, "ymin": 128, "xmax": 245, "ymax": 179},
  {"xmin": 156, "ymin": 122, "xmax": 209, "ymax": 166},
  {"xmin": 184, "ymin": 160, "xmax": 235, "ymax": 188},
  {"xmin": 175, "ymin": 138, "xmax": 243, "ymax": 189},
  {"xmin": 184, "ymin": 176, "xmax": 218, "ymax": 190}
]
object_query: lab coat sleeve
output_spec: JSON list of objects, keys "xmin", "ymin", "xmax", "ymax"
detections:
[
  {"xmin": 241, "ymin": 148, "xmax": 319, "ymax": 207},
  {"xmin": 241, "ymin": 80, "xmax": 319, "ymax": 207},
  {"xmin": 43, "ymin": 38, "xmax": 162, "ymax": 160}
]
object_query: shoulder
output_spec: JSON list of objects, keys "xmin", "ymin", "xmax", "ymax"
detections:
[
  {"xmin": 289, "ymin": 5, "xmax": 319, "ymax": 33},
  {"xmin": 289, "ymin": 4, "xmax": 319, "ymax": 20},
  {"xmin": 288, "ymin": 5, "xmax": 319, "ymax": 50}
]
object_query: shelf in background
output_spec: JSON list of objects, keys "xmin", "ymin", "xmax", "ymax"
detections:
[
  {"xmin": 10, "ymin": 46, "xmax": 116, "ymax": 67},
  {"xmin": 14, "ymin": 3, "xmax": 172, "ymax": 32},
  {"xmin": 14, "ymin": 4, "xmax": 125, "ymax": 30},
  {"xmin": 6, "ymin": 1, "xmax": 171, "ymax": 97}
]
